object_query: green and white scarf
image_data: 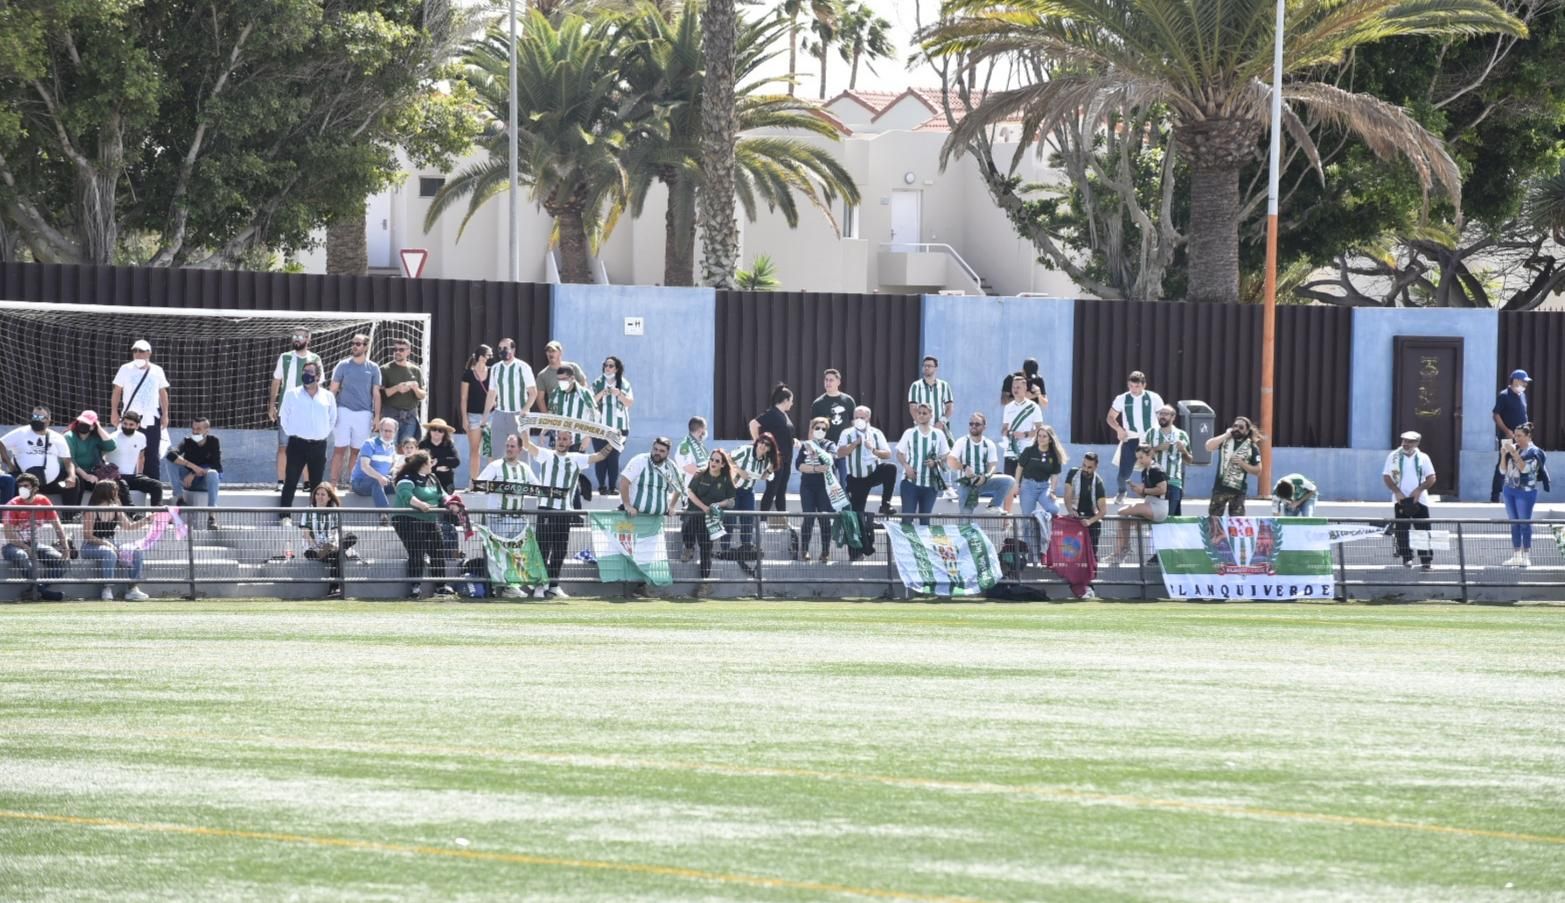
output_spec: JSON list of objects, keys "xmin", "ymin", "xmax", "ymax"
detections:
[
  {"xmin": 802, "ymin": 439, "xmax": 860, "ymax": 551},
  {"xmin": 1006, "ymin": 402, "xmax": 1040, "ymax": 456},
  {"xmin": 679, "ymin": 433, "xmax": 709, "ymax": 468}
]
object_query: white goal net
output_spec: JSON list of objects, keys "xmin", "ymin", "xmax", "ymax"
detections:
[{"xmin": 0, "ymin": 301, "xmax": 431, "ymax": 429}]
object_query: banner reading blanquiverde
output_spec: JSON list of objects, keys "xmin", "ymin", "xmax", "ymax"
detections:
[
  {"xmin": 885, "ymin": 522, "xmax": 1001, "ymax": 597},
  {"xmin": 1153, "ymin": 517, "xmax": 1335, "ymax": 600}
]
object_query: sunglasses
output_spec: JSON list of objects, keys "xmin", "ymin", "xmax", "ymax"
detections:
[{"xmin": 351, "ymin": 340, "xmax": 367, "ymax": 346}]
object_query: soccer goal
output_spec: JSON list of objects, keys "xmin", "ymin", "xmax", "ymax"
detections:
[{"xmin": 0, "ymin": 301, "xmax": 431, "ymax": 429}]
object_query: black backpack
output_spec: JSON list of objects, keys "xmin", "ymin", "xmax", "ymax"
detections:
[{"xmin": 999, "ymin": 537, "xmax": 1031, "ymax": 579}]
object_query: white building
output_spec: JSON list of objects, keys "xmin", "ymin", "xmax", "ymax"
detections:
[{"xmin": 302, "ymin": 87, "xmax": 1089, "ymax": 297}]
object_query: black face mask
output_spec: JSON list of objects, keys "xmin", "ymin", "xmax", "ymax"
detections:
[
  {"xmin": 29, "ymin": 419, "xmax": 46, "ymax": 432},
  {"xmin": 499, "ymin": 348, "xmax": 513, "ymax": 360},
  {"xmin": 75, "ymin": 425, "xmax": 92, "ymax": 435},
  {"xmin": 122, "ymin": 426, "xmax": 138, "ymax": 435}
]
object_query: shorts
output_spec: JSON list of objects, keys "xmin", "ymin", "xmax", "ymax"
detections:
[
  {"xmin": 491, "ymin": 410, "xmax": 528, "ymax": 441},
  {"xmin": 334, "ymin": 409, "xmax": 374, "ymax": 448},
  {"xmin": 1146, "ymin": 497, "xmax": 1169, "ymax": 522},
  {"xmin": 276, "ymin": 423, "xmax": 289, "ymax": 448},
  {"xmin": 467, "ymin": 412, "xmax": 487, "ymax": 431}
]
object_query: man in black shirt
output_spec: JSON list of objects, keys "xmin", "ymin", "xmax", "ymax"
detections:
[
  {"xmin": 167, "ymin": 416, "xmax": 223, "ymax": 529},
  {"xmin": 1063, "ymin": 452, "xmax": 1109, "ymax": 552},
  {"xmin": 811, "ymin": 369, "xmax": 855, "ymax": 486}
]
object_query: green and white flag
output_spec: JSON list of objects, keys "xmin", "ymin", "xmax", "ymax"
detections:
[
  {"xmin": 476, "ymin": 524, "xmax": 548, "ymax": 589},
  {"xmin": 589, "ymin": 512, "xmax": 672, "ymax": 586},
  {"xmin": 885, "ymin": 522, "xmax": 1001, "ymax": 597},
  {"xmin": 1153, "ymin": 517, "xmax": 1334, "ymax": 600}
]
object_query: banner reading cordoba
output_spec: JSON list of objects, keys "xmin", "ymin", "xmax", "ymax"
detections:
[
  {"xmin": 885, "ymin": 522, "xmax": 1001, "ymax": 597},
  {"xmin": 589, "ymin": 512, "xmax": 673, "ymax": 586},
  {"xmin": 1153, "ymin": 517, "xmax": 1334, "ymax": 600}
]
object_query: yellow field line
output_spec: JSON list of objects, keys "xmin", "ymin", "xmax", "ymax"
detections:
[
  {"xmin": 0, "ymin": 809, "xmax": 979, "ymax": 903},
  {"xmin": 10, "ymin": 726, "xmax": 1565, "ymax": 848}
]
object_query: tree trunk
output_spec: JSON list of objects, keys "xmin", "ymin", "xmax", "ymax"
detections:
[
  {"xmin": 662, "ymin": 174, "xmax": 696, "ymax": 286},
  {"xmin": 1176, "ymin": 118, "xmax": 1256, "ymax": 304},
  {"xmin": 850, "ymin": 49, "xmax": 860, "ymax": 89},
  {"xmin": 699, "ymin": 0, "xmax": 741, "ymax": 289},
  {"xmin": 555, "ymin": 207, "xmax": 593, "ymax": 283},
  {"xmin": 818, "ymin": 46, "xmax": 828, "ymax": 99},
  {"xmin": 325, "ymin": 202, "xmax": 369, "ymax": 275},
  {"xmin": 786, "ymin": 13, "xmax": 798, "ymax": 97}
]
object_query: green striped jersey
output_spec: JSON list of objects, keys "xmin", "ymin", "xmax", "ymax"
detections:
[
  {"xmin": 729, "ymin": 446, "xmax": 772, "ymax": 491},
  {"xmin": 950, "ymin": 436, "xmax": 998, "ymax": 475},
  {"xmin": 1001, "ymin": 400, "xmax": 1043, "ymax": 456},
  {"xmin": 1141, "ymin": 426, "xmax": 1189, "ymax": 487},
  {"xmin": 675, "ymin": 433, "xmax": 709, "ymax": 474},
  {"xmin": 490, "ymin": 359, "xmax": 535, "ymax": 413},
  {"xmin": 841, "ymin": 426, "xmax": 888, "ymax": 479},
  {"xmin": 897, "ymin": 427, "xmax": 951, "ymax": 488},
  {"xmin": 548, "ymin": 385, "xmax": 599, "ymax": 421},
  {"xmin": 621, "ymin": 453, "xmax": 675, "ymax": 515},
  {"xmin": 533, "ymin": 448, "xmax": 590, "ymax": 511},
  {"xmin": 906, "ymin": 378, "xmax": 954, "ymax": 423},
  {"xmin": 1113, "ymin": 390, "xmax": 1164, "ymax": 434},
  {"xmin": 273, "ymin": 351, "xmax": 322, "ymax": 400},
  {"xmin": 591, "ymin": 375, "xmax": 633, "ymax": 432},
  {"xmin": 477, "ymin": 458, "xmax": 536, "ymax": 512}
]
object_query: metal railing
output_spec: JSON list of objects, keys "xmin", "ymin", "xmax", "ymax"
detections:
[
  {"xmin": 0, "ymin": 507, "xmax": 1559, "ymax": 603},
  {"xmin": 878, "ymin": 242, "xmax": 985, "ymax": 295}
]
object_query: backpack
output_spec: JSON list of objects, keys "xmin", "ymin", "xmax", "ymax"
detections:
[
  {"xmin": 459, "ymin": 557, "xmax": 490, "ymax": 599},
  {"xmin": 999, "ymin": 537, "xmax": 1031, "ymax": 578}
]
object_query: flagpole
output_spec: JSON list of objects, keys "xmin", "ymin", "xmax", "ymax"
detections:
[
  {"xmin": 1259, "ymin": 0, "xmax": 1285, "ymax": 499},
  {"xmin": 507, "ymin": 0, "xmax": 520, "ymax": 283}
]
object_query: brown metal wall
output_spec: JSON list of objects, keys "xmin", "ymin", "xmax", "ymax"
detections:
[
  {"xmin": 712, "ymin": 290, "xmax": 922, "ymax": 440},
  {"xmin": 1071, "ymin": 299, "xmax": 1351, "ymax": 447},
  {"xmin": 0, "ymin": 263, "xmax": 552, "ymax": 423},
  {"xmin": 1498, "ymin": 311, "xmax": 1562, "ymax": 448}
]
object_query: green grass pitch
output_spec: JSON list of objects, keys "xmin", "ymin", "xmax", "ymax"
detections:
[{"xmin": 3, "ymin": 600, "xmax": 1564, "ymax": 901}]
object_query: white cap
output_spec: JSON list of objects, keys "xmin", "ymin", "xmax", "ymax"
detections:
[
  {"xmin": 131, "ymin": 339, "xmax": 152, "ymax": 352},
  {"xmin": 1400, "ymin": 431, "xmax": 1421, "ymax": 442}
]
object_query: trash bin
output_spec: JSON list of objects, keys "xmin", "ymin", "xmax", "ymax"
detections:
[{"xmin": 1178, "ymin": 400, "xmax": 1216, "ymax": 467}]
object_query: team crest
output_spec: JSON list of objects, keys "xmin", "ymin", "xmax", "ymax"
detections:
[
  {"xmin": 1201, "ymin": 517, "xmax": 1279, "ymax": 575},
  {"xmin": 616, "ymin": 518, "xmax": 637, "ymax": 556},
  {"xmin": 931, "ymin": 531, "xmax": 961, "ymax": 580}
]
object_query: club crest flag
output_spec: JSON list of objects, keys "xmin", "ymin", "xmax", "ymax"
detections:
[
  {"xmin": 1153, "ymin": 517, "xmax": 1334, "ymax": 600},
  {"xmin": 885, "ymin": 522, "xmax": 1001, "ymax": 597},
  {"xmin": 589, "ymin": 512, "xmax": 672, "ymax": 586},
  {"xmin": 476, "ymin": 524, "xmax": 548, "ymax": 589}
]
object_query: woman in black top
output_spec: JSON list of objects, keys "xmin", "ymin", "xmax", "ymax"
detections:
[
  {"xmin": 80, "ymin": 481, "xmax": 149, "ymax": 601},
  {"xmin": 749, "ymin": 384, "xmax": 795, "ymax": 514},
  {"xmin": 418, "ymin": 419, "xmax": 462, "ymax": 493},
  {"xmin": 683, "ymin": 450, "xmax": 737, "ymax": 592},
  {"xmin": 1112, "ymin": 445, "xmax": 1169, "ymax": 564},
  {"xmin": 1014, "ymin": 425, "xmax": 1068, "ymax": 555},
  {"xmin": 460, "ymin": 344, "xmax": 492, "ymax": 486},
  {"xmin": 795, "ymin": 416, "xmax": 838, "ymax": 562}
]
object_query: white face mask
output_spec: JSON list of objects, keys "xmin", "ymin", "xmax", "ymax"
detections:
[
  {"xmin": 191, "ymin": 433, "xmax": 207, "ymax": 443},
  {"xmin": 852, "ymin": 418, "xmax": 867, "ymax": 431},
  {"xmin": 17, "ymin": 487, "xmax": 33, "ymax": 500},
  {"xmin": 812, "ymin": 429, "xmax": 825, "ymax": 441},
  {"xmin": 559, "ymin": 380, "xmax": 574, "ymax": 392},
  {"xmin": 603, "ymin": 369, "xmax": 615, "ymax": 378}
]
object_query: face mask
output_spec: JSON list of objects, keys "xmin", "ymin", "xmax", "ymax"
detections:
[
  {"xmin": 29, "ymin": 419, "xmax": 46, "ymax": 432},
  {"xmin": 499, "ymin": 348, "xmax": 513, "ymax": 360},
  {"xmin": 852, "ymin": 418, "xmax": 867, "ymax": 431},
  {"xmin": 302, "ymin": 372, "xmax": 318, "ymax": 385},
  {"xmin": 75, "ymin": 424, "xmax": 92, "ymax": 435},
  {"xmin": 559, "ymin": 380, "xmax": 573, "ymax": 392},
  {"xmin": 812, "ymin": 429, "xmax": 825, "ymax": 441},
  {"xmin": 122, "ymin": 426, "xmax": 137, "ymax": 435},
  {"xmin": 191, "ymin": 433, "xmax": 207, "ymax": 443},
  {"xmin": 17, "ymin": 487, "xmax": 33, "ymax": 500},
  {"xmin": 604, "ymin": 369, "xmax": 615, "ymax": 378}
]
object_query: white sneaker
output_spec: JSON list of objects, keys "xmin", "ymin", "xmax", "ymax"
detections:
[
  {"xmin": 100, "ymin": 587, "xmax": 115, "ymax": 601},
  {"xmin": 1503, "ymin": 552, "xmax": 1526, "ymax": 567},
  {"xmin": 1520, "ymin": 552, "xmax": 1532, "ymax": 569},
  {"xmin": 1082, "ymin": 587, "xmax": 1098, "ymax": 599},
  {"xmin": 124, "ymin": 587, "xmax": 149, "ymax": 601},
  {"xmin": 499, "ymin": 586, "xmax": 526, "ymax": 599},
  {"xmin": 545, "ymin": 586, "xmax": 569, "ymax": 599},
  {"xmin": 532, "ymin": 586, "xmax": 547, "ymax": 599}
]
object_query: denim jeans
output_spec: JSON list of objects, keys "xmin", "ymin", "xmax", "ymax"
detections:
[
  {"xmin": 724, "ymin": 487, "xmax": 757, "ymax": 547},
  {"xmin": 392, "ymin": 408, "xmax": 422, "ymax": 444},
  {"xmin": 1116, "ymin": 437, "xmax": 1141, "ymax": 495},
  {"xmin": 3, "ymin": 542, "xmax": 64, "ymax": 586},
  {"xmin": 1275, "ymin": 499, "xmax": 1316, "ymax": 517},
  {"xmin": 175, "ymin": 463, "xmax": 221, "ymax": 507},
  {"xmin": 592, "ymin": 438, "xmax": 623, "ymax": 492},
  {"xmin": 81, "ymin": 542, "xmax": 144, "ymax": 585},
  {"xmin": 1018, "ymin": 478, "xmax": 1060, "ymax": 553},
  {"xmin": 958, "ymin": 475, "xmax": 1015, "ymax": 516},
  {"xmin": 1166, "ymin": 483, "xmax": 1183, "ymax": 516},
  {"xmin": 1503, "ymin": 485, "xmax": 1538, "ymax": 549},
  {"xmin": 351, "ymin": 472, "xmax": 391, "ymax": 508},
  {"xmin": 899, "ymin": 482, "xmax": 937, "ymax": 526},
  {"xmin": 799, "ymin": 479, "xmax": 833, "ymax": 552}
]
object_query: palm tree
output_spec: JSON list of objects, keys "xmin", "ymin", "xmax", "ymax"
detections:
[
  {"xmin": 836, "ymin": 1, "xmax": 892, "ymax": 90},
  {"xmin": 700, "ymin": 0, "xmax": 741, "ymax": 287},
  {"xmin": 622, "ymin": 7, "xmax": 859, "ymax": 284},
  {"xmin": 425, "ymin": 12, "xmax": 629, "ymax": 283},
  {"xmin": 923, "ymin": 0, "xmax": 1525, "ymax": 303},
  {"xmin": 777, "ymin": 0, "xmax": 838, "ymax": 96},
  {"xmin": 802, "ymin": 13, "xmax": 839, "ymax": 100},
  {"xmin": 1531, "ymin": 166, "xmax": 1565, "ymax": 246}
]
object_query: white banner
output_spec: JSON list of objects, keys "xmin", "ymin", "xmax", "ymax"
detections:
[
  {"xmin": 885, "ymin": 522, "xmax": 1001, "ymax": 597},
  {"xmin": 520, "ymin": 413, "xmax": 624, "ymax": 450}
]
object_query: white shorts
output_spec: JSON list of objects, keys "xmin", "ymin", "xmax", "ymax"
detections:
[
  {"xmin": 334, "ymin": 409, "xmax": 374, "ymax": 448},
  {"xmin": 1146, "ymin": 497, "xmax": 1169, "ymax": 522}
]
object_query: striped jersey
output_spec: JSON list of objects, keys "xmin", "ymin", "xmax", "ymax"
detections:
[
  {"xmin": 1141, "ymin": 425, "xmax": 1190, "ymax": 487},
  {"xmin": 1112, "ymin": 389, "xmax": 1164, "ymax": 435},
  {"xmin": 839, "ymin": 426, "xmax": 889, "ymax": 478},
  {"xmin": 477, "ymin": 457, "xmax": 536, "ymax": 512},
  {"xmin": 489, "ymin": 359, "xmax": 536, "ymax": 413},
  {"xmin": 1001, "ymin": 400, "xmax": 1043, "ymax": 456},
  {"xmin": 674, "ymin": 432, "xmax": 709, "ymax": 475},
  {"xmin": 592, "ymin": 375, "xmax": 633, "ymax": 432},
  {"xmin": 897, "ymin": 426, "xmax": 951, "ymax": 488},
  {"xmin": 273, "ymin": 351, "xmax": 322, "ymax": 400},
  {"xmin": 949, "ymin": 435, "xmax": 1000, "ymax": 476},
  {"xmin": 532, "ymin": 448, "xmax": 591, "ymax": 511},
  {"xmin": 548, "ymin": 384, "xmax": 599, "ymax": 421},
  {"xmin": 728, "ymin": 445, "xmax": 773, "ymax": 491},
  {"xmin": 620, "ymin": 453, "xmax": 676, "ymax": 515},
  {"xmin": 907, "ymin": 378, "xmax": 954, "ymax": 424}
]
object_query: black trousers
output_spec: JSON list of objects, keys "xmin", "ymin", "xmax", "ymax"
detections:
[
  {"xmin": 280, "ymin": 436, "xmax": 328, "ymax": 514},
  {"xmin": 759, "ymin": 460, "xmax": 791, "ymax": 512},
  {"xmin": 305, "ymin": 534, "xmax": 356, "ymax": 591},
  {"xmin": 846, "ymin": 464, "xmax": 897, "ymax": 557},
  {"xmin": 537, "ymin": 512, "xmax": 574, "ymax": 586},
  {"xmin": 1392, "ymin": 498, "xmax": 1433, "ymax": 564},
  {"xmin": 680, "ymin": 513, "xmax": 715, "ymax": 578},
  {"xmin": 141, "ymin": 421, "xmax": 162, "ymax": 483},
  {"xmin": 117, "ymin": 474, "xmax": 164, "ymax": 507},
  {"xmin": 392, "ymin": 516, "xmax": 448, "ymax": 585}
]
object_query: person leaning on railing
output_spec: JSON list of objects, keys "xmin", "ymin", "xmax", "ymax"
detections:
[
  {"xmin": 391, "ymin": 451, "xmax": 456, "ymax": 599},
  {"xmin": 683, "ymin": 450, "xmax": 736, "ymax": 596},
  {"xmin": 1499, "ymin": 423, "xmax": 1550, "ymax": 568}
]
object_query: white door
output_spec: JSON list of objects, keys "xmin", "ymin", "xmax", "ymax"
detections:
[
  {"xmin": 889, "ymin": 190, "xmax": 921, "ymax": 251},
  {"xmin": 367, "ymin": 190, "xmax": 393, "ymax": 268}
]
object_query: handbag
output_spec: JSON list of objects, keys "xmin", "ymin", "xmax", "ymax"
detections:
[{"xmin": 93, "ymin": 463, "xmax": 121, "ymax": 481}]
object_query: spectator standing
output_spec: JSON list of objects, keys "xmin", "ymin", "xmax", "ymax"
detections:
[
  {"xmin": 1272, "ymin": 473, "xmax": 1319, "ymax": 516},
  {"xmin": 1063, "ymin": 452, "xmax": 1110, "ymax": 554},
  {"xmin": 998, "ymin": 357, "xmax": 1048, "ymax": 409},
  {"xmin": 547, "ymin": 365, "xmax": 600, "ymax": 435},
  {"xmin": 683, "ymin": 451, "xmax": 736, "ymax": 597},
  {"xmin": 1110, "ymin": 445, "xmax": 1168, "ymax": 564},
  {"xmin": 811, "ymin": 369, "xmax": 855, "ymax": 485},
  {"xmin": 106, "ymin": 410, "xmax": 163, "ymax": 507},
  {"xmin": 796, "ymin": 417, "xmax": 839, "ymax": 562},
  {"xmin": 62, "ymin": 410, "xmax": 117, "ymax": 508},
  {"xmin": 750, "ymin": 385, "xmax": 795, "ymax": 516},
  {"xmin": 1105, "ymin": 371, "xmax": 1165, "ymax": 502},
  {"xmin": 1491, "ymin": 369, "xmax": 1531, "ymax": 503},
  {"xmin": 1499, "ymin": 424, "xmax": 1549, "ymax": 567},
  {"xmin": 1205, "ymin": 416, "xmax": 1264, "ymax": 515},
  {"xmin": 298, "ymin": 483, "xmax": 356, "ymax": 599},
  {"xmin": 534, "ymin": 341, "xmax": 590, "ymax": 412},
  {"xmin": 947, "ymin": 412, "xmax": 1014, "ymax": 518},
  {"xmin": 1000, "ymin": 373, "xmax": 1045, "ymax": 512},
  {"xmin": 724, "ymin": 434, "xmax": 777, "ymax": 556},
  {"xmin": 3, "ymin": 406, "xmax": 75, "ymax": 502},
  {"xmin": 351, "ymin": 418, "xmax": 399, "ymax": 510},
  {"xmin": 391, "ymin": 451, "xmax": 456, "ymax": 599},
  {"xmin": 1383, "ymin": 431, "xmax": 1438, "ymax": 569},
  {"xmin": 674, "ymin": 416, "xmax": 710, "ymax": 481},
  {"xmin": 907, "ymin": 356, "xmax": 955, "ymax": 433},
  {"xmin": 109, "ymin": 339, "xmax": 170, "ymax": 485},
  {"xmin": 838, "ymin": 406, "xmax": 897, "ymax": 557},
  {"xmin": 329, "ymin": 334, "xmax": 382, "ymax": 487},
  {"xmin": 168, "ymin": 417, "xmax": 222, "ymax": 528},
  {"xmin": 418, "ymin": 419, "xmax": 461, "ymax": 494},
  {"xmin": 476, "ymin": 433, "xmax": 536, "ymax": 534},
  {"xmin": 81, "ymin": 481, "xmax": 149, "ymax": 601},
  {"xmin": 896, "ymin": 402, "xmax": 951, "ymax": 526},
  {"xmin": 460, "ymin": 344, "xmax": 493, "ymax": 483},
  {"xmin": 1143, "ymin": 405, "xmax": 1193, "ymax": 516},
  {"xmin": 3, "ymin": 473, "xmax": 70, "ymax": 600},
  {"xmin": 591, "ymin": 356, "xmax": 634, "ymax": 493},
  {"xmin": 1015, "ymin": 425, "xmax": 1068, "ymax": 557},
  {"xmin": 522, "ymin": 429, "xmax": 610, "ymax": 598},
  {"xmin": 267, "ymin": 329, "xmax": 322, "ymax": 490},
  {"xmin": 381, "ymin": 338, "xmax": 428, "ymax": 443},
  {"xmin": 484, "ymin": 338, "xmax": 536, "ymax": 446},
  {"xmin": 278, "ymin": 361, "xmax": 338, "ymax": 521}
]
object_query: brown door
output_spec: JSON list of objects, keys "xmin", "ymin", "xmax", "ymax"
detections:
[{"xmin": 1392, "ymin": 337, "xmax": 1463, "ymax": 496}]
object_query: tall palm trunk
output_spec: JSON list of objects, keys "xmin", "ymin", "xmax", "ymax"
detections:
[
  {"xmin": 817, "ymin": 46, "xmax": 829, "ymax": 99},
  {"xmin": 325, "ymin": 202, "xmax": 368, "ymax": 275},
  {"xmin": 786, "ymin": 12, "xmax": 799, "ymax": 96},
  {"xmin": 699, "ymin": 0, "xmax": 741, "ymax": 288},
  {"xmin": 662, "ymin": 172, "xmax": 697, "ymax": 286},
  {"xmin": 552, "ymin": 206, "xmax": 594, "ymax": 283},
  {"xmin": 1177, "ymin": 118, "xmax": 1256, "ymax": 304},
  {"xmin": 849, "ymin": 48, "xmax": 861, "ymax": 88}
]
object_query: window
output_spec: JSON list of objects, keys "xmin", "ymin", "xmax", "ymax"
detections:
[
  {"xmin": 842, "ymin": 201, "xmax": 859, "ymax": 239},
  {"xmin": 418, "ymin": 176, "xmax": 446, "ymax": 198}
]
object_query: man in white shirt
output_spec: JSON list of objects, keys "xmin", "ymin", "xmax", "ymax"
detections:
[
  {"xmin": 1382, "ymin": 430, "xmax": 1438, "ymax": 569},
  {"xmin": 674, "ymin": 416, "xmax": 711, "ymax": 479},
  {"xmin": 105, "ymin": 410, "xmax": 164, "ymax": 506},
  {"xmin": 268, "ymin": 329, "xmax": 323, "ymax": 490},
  {"xmin": 2, "ymin": 406, "xmax": 76, "ymax": 500},
  {"xmin": 836, "ymin": 405, "xmax": 896, "ymax": 558},
  {"xmin": 947, "ymin": 412, "xmax": 1014, "ymax": 518},
  {"xmin": 278, "ymin": 360, "xmax": 338, "ymax": 520},
  {"xmin": 109, "ymin": 339, "xmax": 170, "ymax": 484},
  {"xmin": 485, "ymin": 337, "xmax": 537, "ymax": 445},
  {"xmin": 897, "ymin": 402, "xmax": 952, "ymax": 526},
  {"xmin": 524, "ymin": 428, "xmax": 611, "ymax": 598},
  {"xmin": 1105, "ymin": 370, "xmax": 1165, "ymax": 503},
  {"xmin": 474, "ymin": 432, "xmax": 539, "ymax": 598}
]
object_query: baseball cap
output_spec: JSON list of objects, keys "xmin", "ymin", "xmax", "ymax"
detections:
[
  {"xmin": 77, "ymin": 410, "xmax": 99, "ymax": 426},
  {"xmin": 1400, "ymin": 431, "xmax": 1421, "ymax": 442},
  {"xmin": 132, "ymin": 339, "xmax": 152, "ymax": 352},
  {"xmin": 1511, "ymin": 369, "xmax": 1532, "ymax": 382}
]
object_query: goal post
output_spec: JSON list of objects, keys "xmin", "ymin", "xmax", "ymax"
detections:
[{"xmin": 0, "ymin": 301, "xmax": 432, "ymax": 430}]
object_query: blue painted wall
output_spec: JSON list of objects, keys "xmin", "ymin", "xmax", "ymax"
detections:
[
  {"xmin": 1350, "ymin": 308, "xmax": 1497, "ymax": 451},
  {"xmin": 922, "ymin": 295, "xmax": 1076, "ymax": 443}
]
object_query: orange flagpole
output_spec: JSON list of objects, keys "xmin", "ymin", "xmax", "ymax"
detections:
[{"xmin": 1259, "ymin": 0, "xmax": 1285, "ymax": 500}]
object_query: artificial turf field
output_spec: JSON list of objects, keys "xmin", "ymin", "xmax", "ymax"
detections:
[{"xmin": 2, "ymin": 600, "xmax": 1564, "ymax": 902}]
